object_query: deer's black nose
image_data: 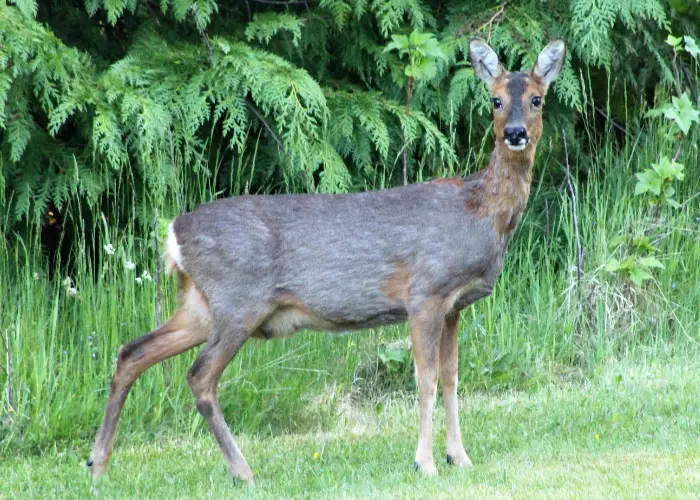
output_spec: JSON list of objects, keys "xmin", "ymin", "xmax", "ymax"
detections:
[{"xmin": 504, "ymin": 126, "xmax": 528, "ymax": 143}]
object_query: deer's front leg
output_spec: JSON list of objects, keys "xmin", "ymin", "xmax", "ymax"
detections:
[
  {"xmin": 441, "ymin": 312, "xmax": 472, "ymax": 467},
  {"xmin": 409, "ymin": 297, "xmax": 446, "ymax": 475}
]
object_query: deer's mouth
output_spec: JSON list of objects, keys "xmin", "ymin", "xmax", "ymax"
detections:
[{"xmin": 504, "ymin": 137, "xmax": 529, "ymax": 152}]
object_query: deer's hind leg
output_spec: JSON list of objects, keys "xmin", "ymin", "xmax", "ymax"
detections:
[
  {"xmin": 88, "ymin": 274, "xmax": 211, "ymax": 478},
  {"xmin": 186, "ymin": 319, "xmax": 257, "ymax": 483}
]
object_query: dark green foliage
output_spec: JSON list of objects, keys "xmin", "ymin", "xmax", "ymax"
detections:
[{"xmin": 0, "ymin": 0, "xmax": 697, "ymax": 227}]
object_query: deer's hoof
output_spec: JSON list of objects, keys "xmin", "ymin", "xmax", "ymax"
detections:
[
  {"xmin": 414, "ymin": 460, "xmax": 438, "ymax": 476},
  {"xmin": 87, "ymin": 459, "xmax": 108, "ymax": 479},
  {"xmin": 446, "ymin": 452, "xmax": 473, "ymax": 467}
]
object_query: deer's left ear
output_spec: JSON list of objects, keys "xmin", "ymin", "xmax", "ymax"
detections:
[{"xmin": 532, "ymin": 40, "xmax": 565, "ymax": 91}]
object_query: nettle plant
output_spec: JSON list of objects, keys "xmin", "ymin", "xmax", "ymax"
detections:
[
  {"xmin": 607, "ymin": 34, "xmax": 699, "ymax": 286},
  {"xmin": 638, "ymin": 34, "xmax": 698, "ymax": 208},
  {"xmin": 634, "ymin": 155, "xmax": 686, "ymax": 209},
  {"xmin": 383, "ymin": 30, "xmax": 447, "ymax": 113},
  {"xmin": 605, "ymin": 235, "xmax": 664, "ymax": 287}
]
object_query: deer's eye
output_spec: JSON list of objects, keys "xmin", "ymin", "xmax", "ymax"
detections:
[
  {"xmin": 492, "ymin": 98, "xmax": 503, "ymax": 109},
  {"xmin": 532, "ymin": 96, "xmax": 542, "ymax": 107}
]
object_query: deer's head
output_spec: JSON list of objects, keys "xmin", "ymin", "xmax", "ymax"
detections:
[{"xmin": 469, "ymin": 39, "xmax": 565, "ymax": 155}]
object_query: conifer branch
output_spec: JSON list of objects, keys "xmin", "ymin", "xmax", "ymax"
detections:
[
  {"xmin": 198, "ymin": 27, "xmax": 214, "ymax": 67},
  {"xmin": 246, "ymin": 101, "xmax": 286, "ymax": 153},
  {"xmin": 249, "ymin": 0, "xmax": 313, "ymax": 5}
]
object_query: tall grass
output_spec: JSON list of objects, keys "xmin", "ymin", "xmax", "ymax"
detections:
[{"xmin": 1, "ymin": 105, "xmax": 698, "ymax": 454}]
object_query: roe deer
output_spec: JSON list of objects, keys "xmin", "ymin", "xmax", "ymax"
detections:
[{"xmin": 87, "ymin": 38, "xmax": 565, "ymax": 482}]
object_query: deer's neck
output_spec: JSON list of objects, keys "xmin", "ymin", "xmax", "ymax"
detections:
[{"xmin": 469, "ymin": 146, "xmax": 535, "ymax": 239}]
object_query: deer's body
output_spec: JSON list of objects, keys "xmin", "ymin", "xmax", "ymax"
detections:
[
  {"xmin": 169, "ymin": 171, "xmax": 513, "ymax": 340},
  {"xmin": 88, "ymin": 38, "xmax": 565, "ymax": 482}
]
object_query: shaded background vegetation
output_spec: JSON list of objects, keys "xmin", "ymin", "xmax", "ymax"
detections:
[{"xmin": 0, "ymin": 0, "xmax": 698, "ymax": 450}]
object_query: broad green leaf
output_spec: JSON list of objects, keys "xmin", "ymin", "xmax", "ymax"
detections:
[
  {"xmin": 409, "ymin": 31, "xmax": 432, "ymax": 47},
  {"xmin": 620, "ymin": 256, "xmax": 635, "ymax": 270},
  {"xmin": 684, "ymin": 36, "xmax": 700, "ymax": 58},
  {"xmin": 651, "ymin": 156, "xmax": 684, "ymax": 181},
  {"xmin": 638, "ymin": 256, "xmax": 664, "ymax": 269},
  {"xmin": 635, "ymin": 169, "xmax": 661, "ymax": 196},
  {"xmin": 421, "ymin": 38, "xmax": 447, "ymax": 61},
  {"xmin": 384, "ymin": 35, "xmax": 409, "ymax": 55},
  {"xmin": 644, "ymin": 106, "xmax": 667, "ymax": 119},
  {"xmin": 608, "ymin": 235, "xmax": 626, "ymax": 250},
  {"xmin": 666, "ymin": 93, "xmax": 700, "ymax": 135},
  {"xmin": 604, "ymin": 258, "xmax": 622, "ymax": 272},
  {"xmin": 414, "ymin": 58, "xmax": 437, "ymax": 80},
  {"xmin": 629, "ymin": 267, "xmax": 651, "ymax": 286},
  {"xmin": 631, "ymin": 236, "xmax": 653, "ymax": 252},
  {"xmin": 666, "ymin": 34, "xmax": 683, "ymax": 51}
]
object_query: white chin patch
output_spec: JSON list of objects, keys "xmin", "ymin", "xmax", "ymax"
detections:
[{"xmin": 505, "ymin": 142, "xmax": 528, "ymax": 152}]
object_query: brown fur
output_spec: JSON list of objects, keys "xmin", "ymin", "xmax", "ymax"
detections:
[
  {"xmin": 440, "ymin": 312, "xmax": 470, "ymax": 466},
  {"xmin": 383, "ymin": 262, "xmax": 411, "ymax": 303},
  {"xmin": 490, "ymin": 74, "xmax": 546, "ymax": 148},
  {"xmin": 463, "ymin": 72, "xmax": 545, "ymax": 239},
  {"xmin": 409, "ymin": 295, "xmax": 447, "ymax": 474},
  {"xmin": 431, "ymin": 177, "xmax": 465, "ymax": 188},
  {"xmin": 252, "ymin": 293, "xmax": 335, "ymax": 339}
]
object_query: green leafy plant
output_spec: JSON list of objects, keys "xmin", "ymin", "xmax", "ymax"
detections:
[
  {"xmin": 634, "ymin": 157, "xmax": 685, "ymax": 209},
  {"xmin": 378, "ymin": 341, "xmax": 411, "ymax": 374},
  {"xmin": 646, "ymin": 92, "xmax": 700, "ymax": 136},
  {"xmin": 684, "ymin": 35, "xmax": 700, "ymax": 58},
  {"xmin": 665, "ymin": 33, "xmax": 700, "ymax": 58},
  {"xmin": 384, "ymin": 30, "xmax": 446, "ymax": 113},
  {"xmin": 605, "ymin": 235, "xmax": 664, "ymax": 286}
]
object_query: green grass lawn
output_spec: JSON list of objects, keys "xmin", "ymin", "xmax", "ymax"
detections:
[{"xmin": 2, "ymin": 358, "xmax": 698, "ymax": 498}]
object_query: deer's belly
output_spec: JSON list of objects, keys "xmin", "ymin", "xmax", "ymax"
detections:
[
  {"xmin": 446, "ymin": 278, "xmax": 495, "ymax": 312},
  {"xmin": 252, "ymin": 303, "xmax": 407, "ymax": 340}
]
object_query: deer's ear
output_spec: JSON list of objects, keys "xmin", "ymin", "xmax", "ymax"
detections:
[
  {"xmin": 532, "ymin": 40, "xmax": 565, "ymax": 91},
  {"xmin": 469, "ymin": 38, "xmax": 502, "ymax": 89}
]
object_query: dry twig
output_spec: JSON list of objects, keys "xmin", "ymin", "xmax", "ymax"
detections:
[{"xmin": 477, "ymin": 4, "xmax": 505, "ymax": 42}]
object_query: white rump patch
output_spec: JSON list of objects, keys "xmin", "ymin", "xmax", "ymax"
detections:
[{"xmin": 165, "ymin": 222, "xmax": 184, "ymax": 273}]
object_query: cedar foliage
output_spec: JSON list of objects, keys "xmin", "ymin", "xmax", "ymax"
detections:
[{"xmin": 0, "ymin": 0, "xmax": 698, "ymax": 227}]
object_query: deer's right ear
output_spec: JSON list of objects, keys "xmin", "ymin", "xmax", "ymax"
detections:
[{"xmin": 469, "ymin": 38, "xmax": 502, "ymax": 89}]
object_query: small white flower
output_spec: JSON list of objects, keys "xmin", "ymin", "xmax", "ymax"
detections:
[
  {"xmin": 141, "ymin": 270, "xmax": 152, "ymax": 282},
  {"xmin": 62, "ymin": 276, "xmax": 73, "ymax": 287},
  {"xmin": 33, "ymin": 272, "xmax": 39, "ymax": 280},
  {"xmin": 135, "ymin": 277, "xmax": 143, "ymax": 285},
  {"xmin": 66, "ymin": 287, "xmax": 79, "ymax": 297},
  {"xmin": 124, "ymin": 260, "xmax": 136, "ymax": 270},
  {"xmin": 103, "ymin": 243, "xmax": 115, "ymax": 256}
]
